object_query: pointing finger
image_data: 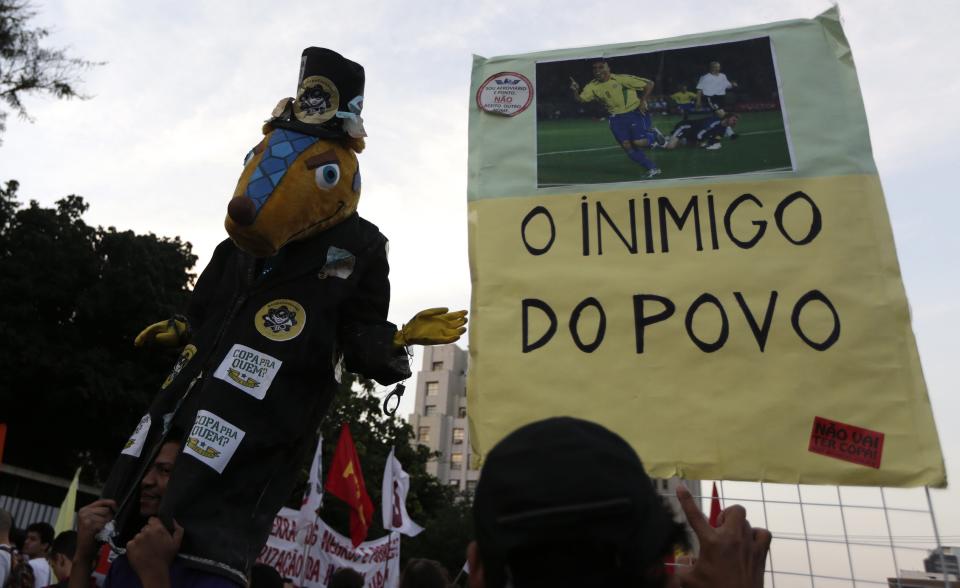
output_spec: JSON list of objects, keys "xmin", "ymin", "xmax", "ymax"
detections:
[{"xmin": 676, "ymin": 485, "xmax": 712, "ymax": 540}]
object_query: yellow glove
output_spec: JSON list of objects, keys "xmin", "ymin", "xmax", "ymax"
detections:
[
  {"xmin": 393, "ymin": 308, "xmax": 467, "ymax": 347},
  {"xmin": 134, "ymin": 316, "xmax": 191, "ymax": 348}
]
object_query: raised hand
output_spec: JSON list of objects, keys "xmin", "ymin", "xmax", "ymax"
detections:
[
  {"xmin": 394, "ymin": 307, "xmax": 467, "ymax": 347},
  {"xmin": 134, "ymin": 317, "xmax": 190, "ymax": 348},
  {"xmin": 675, "ymin": 485, "xmax": 771, "ymax": 588}
]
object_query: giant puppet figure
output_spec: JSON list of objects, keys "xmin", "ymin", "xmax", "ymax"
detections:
[{"xmin": 100, "ymin": 48, "xmax": 467, "ymax": 583}]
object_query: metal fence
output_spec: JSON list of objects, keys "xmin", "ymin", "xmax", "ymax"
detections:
[
  {"xmin": 0, "ymin": 495, "xmax": 59, "ymax": 528},
  {"xmin": 663, "ymin": 482, "xmax": 957, "ymax": 588}
]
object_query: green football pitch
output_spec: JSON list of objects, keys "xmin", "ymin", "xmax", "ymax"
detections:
[{"xmin": 536, "ymin": 111, "xmax": 792, "ymax": 187}]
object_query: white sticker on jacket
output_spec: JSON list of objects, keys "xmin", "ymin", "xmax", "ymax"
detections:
[
  {"xmin": 213, "ymin": 344, "xmax": 282, "ymax": 400},
  {"xmin": 184, "ymin": 410, "xmax": 245, "ymax": 474},
  {"xmin": 318, "ymin": 246, "xmax": 355, "ymax": 279},
  {"xmin": 121, "ymin": 414, "xmax": 151, "ymax": 458}
]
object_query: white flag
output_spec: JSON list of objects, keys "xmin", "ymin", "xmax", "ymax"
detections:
[
  {"xmin": 298, "ymin": 435, "xmax": 323, "ymax": 535},
  {"xmin": 382, "ymin": 447, "xmax": 424, "ymax": 537}
]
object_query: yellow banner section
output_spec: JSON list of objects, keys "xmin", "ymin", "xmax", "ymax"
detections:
[{"xmin": 467, "ymin": 174, "xmax": 945, "ymax": 487}]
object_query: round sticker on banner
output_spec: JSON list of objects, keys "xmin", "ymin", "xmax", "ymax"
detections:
[
  {"xmin": 256, "ymin": 299, "xmax": 306, "ymax": 341},
  {"xmin": 476, "ymin": 72, "xmax": 533, "ymax": 117},
  {"xmin": 293, "ymin": 76, "xmax": 340, "ymax": 124}
]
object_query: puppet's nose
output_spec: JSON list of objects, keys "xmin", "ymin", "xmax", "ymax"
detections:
[{"xmin": 228, "ymin": 196, "xmax": 257, "ymax": 226}]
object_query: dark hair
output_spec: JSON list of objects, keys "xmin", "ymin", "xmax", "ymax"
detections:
[
  {"xmin": 9, "ymin": 527, "xmax": 25, "ymax": 552},
  {"xmin": 25, "ymin": 522, "xmax": 53, "ymax": 547},
  {"xmin": 50, "ymin": 530, "xmax": 77, "ymax": 559},
  {"xmin": 165, "ymin": 424, "xmax": 187, "ymax": 446},
  {"xmin": 0, "ymin": 509, "xmax": 11, "ymax": 535},
  {"xmin": 4, "ymin": 561, "xmax": 35, "ymax": 588},
  {"xmin": 400, "ymin": 558, "xmax": 450, "ymax": 588},
  {"xmin": 249, "ymin": 563, "xmax": 283, "ymax": 588},
  {"xmin": 328, "ymin": 567, "xmax": 364, "ymax": 588}
]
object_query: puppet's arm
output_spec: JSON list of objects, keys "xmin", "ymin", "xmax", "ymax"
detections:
[
  {"xmin": 393, "ymin": 308, "xmax": 467, "ymax": 347},
  {"xmin": 132, "ymin": 240, "xmax": 233, "ymax": 350},
  {"xmin": 134, "ymin": 316, "xmax": 191, "ymax": 348}
]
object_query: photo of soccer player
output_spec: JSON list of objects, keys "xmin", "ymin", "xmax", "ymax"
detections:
[
  {"xmin": 535, "ymin": 37, "xmax": 793, "ymax": 187},
  {"xmin": 665, "ymin": 110, "xmax": 740, "ymax": 150},
  {"xmin": 569, "ymin": 60, "xmax": 666, "ymax": 178}
]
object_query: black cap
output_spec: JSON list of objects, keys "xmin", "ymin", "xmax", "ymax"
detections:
[
  {"xmin": 269, "ymin": 47, "xmax": 365, "ymax": 139},
  {"xmin": 472, "ymin": 417, "xmax": 685, "ymax": 587}
]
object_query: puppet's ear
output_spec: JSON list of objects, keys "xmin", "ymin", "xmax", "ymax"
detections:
[{"xmin": 344, "ymin": 136, "xmax": 365, "ymax": 154}]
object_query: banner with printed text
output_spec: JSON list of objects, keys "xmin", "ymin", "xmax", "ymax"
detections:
[
  {"xmin": 257, "ymin": 508, "xmax": 400, "ymax": 588},
  {"xmin": 466, "ymin": 7, "xmax": 945, "ymax": 487}
]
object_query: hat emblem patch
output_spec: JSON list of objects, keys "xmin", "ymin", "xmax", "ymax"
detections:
[{"xmin": 294, "ymin": 75, "xmax": 340, "ymax": 124}]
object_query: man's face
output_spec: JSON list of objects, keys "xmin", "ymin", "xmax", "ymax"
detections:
[
  {"xmin": 592, "ymin": 62, "xmax": 611, "ymax": 82},
  {"xmin": 51, "ymin": 553, "xmax": 71, "ymax": 582},
  {"xmin": 725, "ymin": 115, "xmax": 739, "ymax": 127},
  {"xmin": 140, "ymin": 441, "xmax": 180, "ymax": 517},
  {"xmin": 710, "ymin": 62, "xmax": 721, "ymax": 74},
  {"xmin": 22, "ymin": 531, "xmax": 48, "ymax": 558}
]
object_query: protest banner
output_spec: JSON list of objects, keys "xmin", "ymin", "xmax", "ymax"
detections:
[
  {"xmin": 258, "ymin": 508, "xmax": 401, "ymax": 588},
  {"xmin": 466, "ymin": 8, "xmax": 945, "ymax": 487}
]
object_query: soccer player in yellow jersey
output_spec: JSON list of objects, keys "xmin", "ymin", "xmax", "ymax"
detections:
[
  {"xmin": 670, "ymin": 83, "xmax": 698, "ymax": 117},
  {"xmin": 570, "ymin": 59, "xmax": 665, "ymax": 178}
]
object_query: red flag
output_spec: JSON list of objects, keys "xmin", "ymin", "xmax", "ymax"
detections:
[
  {"xmin": 709, "ymin": 482, "xmax": 722, "ymax": 528},
  {"xmin": 324, "ymin": 423, "xmax": 374, "ymax": 547}
]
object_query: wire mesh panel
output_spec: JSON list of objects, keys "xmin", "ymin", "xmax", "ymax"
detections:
[{"xmin": 657, "ymin": 482, "xmax": 955, "ymax": 588}]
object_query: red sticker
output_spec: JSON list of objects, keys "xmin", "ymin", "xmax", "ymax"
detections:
[{"xmin": 808, "ymin": 416, "xmax": 884, "ymax": 469}]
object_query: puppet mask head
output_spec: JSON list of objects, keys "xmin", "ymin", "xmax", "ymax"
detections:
[
  {"xmin": 225, "ymin": 130, "xmax": 364, "ymax": 257},
  {"xmin": 224, "ymin": 47, "xmax": 367, "ymax": 258}
]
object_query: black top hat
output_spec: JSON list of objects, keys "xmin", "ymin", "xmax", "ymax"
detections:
[{"xmin": 269, "ymin": 47, "xmax": 366, "ymax": 139}]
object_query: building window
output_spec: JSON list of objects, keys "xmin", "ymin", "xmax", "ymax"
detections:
[
  {"xmin": 452, "ymin": 428, "xmax": 464, "ymax": 445},
  {"xmin": 466, "ymin": 480, "xmax": 478, "ymax": 493},
  {"xmin": 418, "ymin": 426, "xmax": 430, "ymax": 442},
  {"xmin": 451, "ymin": 453, "xmax": 463, "ymax": 470},
  {"xmin": 426, "ymin": 381, "xmax": 439, "ymax": 396},
  {"xmin": 432, "ymin": 361, "xmax": 444, "ymax": 371},
  {"xmin": 457, "ymin": 406, "xmax": 467, "ymax": 418},
  {"xmin": 448, "ymin": 480, "xmax": 460, "ymax": 489},
  {"xmin": 425, "ymin": 405, "xmax": 436, "ymax": 416}
]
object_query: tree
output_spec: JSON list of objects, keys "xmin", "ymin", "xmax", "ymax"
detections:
[
  {"xmin": 0, "ymin": 1, "xmax": 100, "ymax": 141},
  {"xmin": 298, "ymin": 374, "xmax": 474, "ymax": 577},
  {"xmin": 0, "ymin": 180, "xmax": 196, "ymax": 482}
]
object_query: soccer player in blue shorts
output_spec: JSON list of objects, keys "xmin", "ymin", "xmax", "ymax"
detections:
[
  {"xmin": 665, "ymin": 111, "xmax": 739, "ymax": 150},
  {"xmin": 570, "ymin": 59, "xmax": 666, "ymax": 178}
]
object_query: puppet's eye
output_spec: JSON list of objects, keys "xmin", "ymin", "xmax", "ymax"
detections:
[{"xmin": 315, "ymin": 164, "xmax": 341, "ymax": 190}]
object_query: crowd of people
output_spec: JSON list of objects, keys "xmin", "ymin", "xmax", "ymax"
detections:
[{"xmin": 0, "ymin": 416, "xmax": 770, "ymax": 588}]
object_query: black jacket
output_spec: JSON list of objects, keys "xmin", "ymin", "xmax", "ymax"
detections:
[{"xmin": 101, "ymin": 214, "xmax": 410, "ymax": 584}]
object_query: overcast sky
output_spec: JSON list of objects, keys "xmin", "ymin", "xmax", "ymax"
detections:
[{"xmin": 2, "ymin": 0, "xmax": 958, "ymax": 577}]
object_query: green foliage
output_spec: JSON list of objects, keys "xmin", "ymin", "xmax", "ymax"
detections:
[
  {"xmin": 301, "ymin": 374, "xmax": 474, "ymax": 577},
  {"xmin": 0, "ymin": 1, "xmax": 101, "ymax": 141},
  {"xmin": 0, "ymin": 180, "xmax": 196, "ymax": 483}
]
